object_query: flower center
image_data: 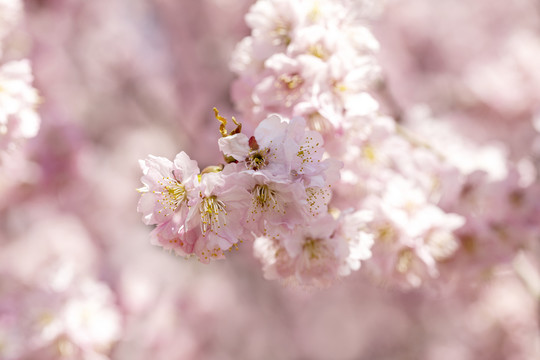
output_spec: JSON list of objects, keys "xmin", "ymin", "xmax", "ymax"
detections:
[
  {"xmin": 278, "ymin": 73, "xmax": 303, "ymax": 90},
  {"xmin": 253, "ymin": 184, "xmax": 279, "ymax": 209},
  {"xmin": 302, "ymin": 237, "xmax": 330, "ymax": 261},
  {"xmin": 308, "ymin": 2, "xmax": 321, "ymax": 22},
  {"xmin": 156, "ymin": 177, "xmax": 187, "ymax": 213},
  {"xmin": 309, "ymin": 43, "xmax": 327, "ymax": 59},
  {"xmin": 246, "ymin": 148, "xmax": 270, "ymax": 170},
  {"xmin": 396, "ymin": 248, "xmax": 414, "ymax": 273},
  {"xmin": 271, "ymin": 23, "xmax": 291, "ymax": 46},
  {"xmin": 362, "ymin": 144, "xmax": 376, "ymax": 162},
  {"xmin": 200, "ymin": 195, "xmax": 227, "ymax": 235}
]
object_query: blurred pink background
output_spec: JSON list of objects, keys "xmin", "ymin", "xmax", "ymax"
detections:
[{"xmin": 0, "ymin": 0, "xmax": 538, "ymax": 359}]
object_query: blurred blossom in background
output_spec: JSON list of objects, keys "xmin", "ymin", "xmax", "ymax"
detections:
[{"xmin": 0, "ymin": 0, "xmax": 539, "ymax": 359}]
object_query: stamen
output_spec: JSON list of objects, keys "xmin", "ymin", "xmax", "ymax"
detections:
[
  {"xmin": 278, "ymin": 73, "xmax": 303, "ymax": 90},
  {"xmin": 271, "ymin": 23, "xmax": 291, "ymax": 46},
  {"xmin": 253, "ymin": 184, "xmax": 278, "ymax": 208},
  {"xmin": 296, "ymin": 137, "xmax": 318, "ymax": 171},
  {"xmin": 303, "ymin": 237, "xmax": 332, "ymax": 261},
  {"xmin": 308, "ymin": 1, "xmax": 321, "ymax": 22},
  {"xmin": 246, "ymin": 148, "xmax": 270, "ymax": 170},
  {"xmin": 154, "ymin": 177, "xmax": 187, "ymax": 213},
  {"xmin": 200, "ymin": 195, "xmax": 227, "ymax": 235},
  {"xmin": 308, "ymin": 43, "xmax": 327, "ymax": 59},
  {"xmin": 396, "ymin": 249, "xmax": 414, "ymax": 273},
  {"xmin": 363, "ymin": 145, "xmax": 376, "ymax": 162},
  {"xmin": 306, "ymin": 187, "xmax": 330, "ymax": 217},
  {"xmin": 248, "ymin": 184, "xmax": 286, "ymax": 223}
]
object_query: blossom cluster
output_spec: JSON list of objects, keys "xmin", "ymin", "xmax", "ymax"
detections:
[
  {"xmin": 136, "ymin": 0, "xmax": 515, "ymax": 289},
  {"xmin": 138, "ymin": 109, "xmax": 374, "ymax": 286},
  {"xmin": 134, "ymin": 0, "xmax": 539, "ymax": 290},
  {"xmin": 231, "ymin": 0, "xmax": 381, "ymax": 129},
  {"xmin": 224, "ymin": 0, "xmax": 471, "ymax": 288}
]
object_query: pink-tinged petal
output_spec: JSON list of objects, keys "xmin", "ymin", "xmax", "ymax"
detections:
[
  {"xmin": 137, "ymin": 152, "xmax": 200, "ymax": 225},
  {"xmin": 218, "ymin": 133, "xmax": 250, "ymax": 161},
  {"xmin": 172, "ymin": 151, "xmax": 200, "ymax": 183},
  {"xmin": 254, "ymin": 114, "xmax": 288, "ymax": 146}
]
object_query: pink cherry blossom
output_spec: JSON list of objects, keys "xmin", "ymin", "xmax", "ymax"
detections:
[
  {"xmin": 244, "ymin": 171, "xmax": 309, "ymax": 233},
  {"xmin": 137, "ymin": 151, "xmax": 199, "ymax": 225},
  {"xmin": 185, "ymin": 170, "xmax": 251, "ymax": 256},
  {"xmin": 255, "ymin": 215, "xmax": 354, "ymax": 287}
]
